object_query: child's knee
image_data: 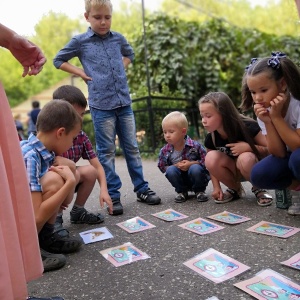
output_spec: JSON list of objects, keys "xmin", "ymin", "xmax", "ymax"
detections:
[
  {"xmin": 78, "ymin": 165, "xmax": 97, "ymax": 183},
  {"xmin": 41, "ymin": 170, "xmax": 65, "ymax": 195},
  {"xmin": 236, "ymin": 152, "xmax": 257, "ymax": 169},
  {"xmin": 165, "ymin": 165, "xmax": 178, "ymax": 177},
  {"xmin": 205, "ymin": 151, "xmax": 225, "ymax": 170},
  {"xmin": 188, "ymin": 164, "xmax": 203, "ymax": 176},
  {"xmin": 165, "ymin": 166, "xmax": 181, "ymax": 183}
]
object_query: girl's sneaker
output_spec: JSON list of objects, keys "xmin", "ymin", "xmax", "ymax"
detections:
[{"xmin": 288, "ymin": 191, "xmax": 300, "ymax": 215}]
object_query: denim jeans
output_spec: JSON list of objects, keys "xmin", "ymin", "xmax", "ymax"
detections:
[
  {"xmin": 165, "ymin": 164, "xmax": 209, "ymax": 193},
  {"xmin": 89, "ymin": 106, "xmax": 148, "ymax": 200},
  {"xmin": 251, "ymin": 149, "xmax": 300, "ymax": 189}
]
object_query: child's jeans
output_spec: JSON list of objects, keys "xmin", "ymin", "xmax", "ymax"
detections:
[
  {"xmin": 165, "ymin": 164, "xmax": 209, "ymax": 193},
  {"xmin": 251, "ymin": 148, "xmax": 300, "ymax": 190},
  {"xmin": 90, "ymin": 105, "xmax": 148, "ymax": 200}
]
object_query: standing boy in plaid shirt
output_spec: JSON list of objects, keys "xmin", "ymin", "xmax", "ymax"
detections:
[{"xmin": 53, "ymin": 85, "xmax": 113, "ymax": 235}]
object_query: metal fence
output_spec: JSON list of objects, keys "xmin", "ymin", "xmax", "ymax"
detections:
[{"xmin": 83, "ymin": 95, "xmax": 205, "ymax": 154}]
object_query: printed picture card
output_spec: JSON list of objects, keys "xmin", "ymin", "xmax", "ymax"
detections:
[
  {"xmin": 234, "ymin": 269, "xmax": 300, "ymax": 299},
  {"xmin": 79, "ymin": 227, "xmax": 113, "ymax": 244},
  {"xmin": 178, "ymin": 218, "xmax": 224, "ymax": 235},
  {"xmin": 116, "ymin": 216, "xmax": 156, "ymax": 233},
  {"xmin": 207, "ymin": 211, "xmax": 251, "ymax": 225},
  {"xmin": 100, "ymin": 242, "xmax": 150, "ymax": 267},
  {"xmin": 184, "ymin": 248, "xmax": 250, "ymax": 283},
  {"xmin": 281, "ymin": 252, "xmax": 300, "ymax": 271},
  {"xmin": 152, "ymin": 209, "xmax": 188, "ymax": 222},
  {"xmin": 246, "ymin": 221, "xmax": 300, "ymax": 238}
]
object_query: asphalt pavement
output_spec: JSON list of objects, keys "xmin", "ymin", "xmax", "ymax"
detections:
[{"xmin": 28, "ymin": 157, "xmax": 300, "ymax": 300}]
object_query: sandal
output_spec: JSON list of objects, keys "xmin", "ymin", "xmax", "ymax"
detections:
[
  {"xmin": 252, "ymin": 187, "xmax": 273, "ymax": 207},
  {"xmin": 214, "ymin": 188, "xmax": 240, "ymax": 204}
]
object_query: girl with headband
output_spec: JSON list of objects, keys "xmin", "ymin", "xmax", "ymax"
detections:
[{"xmin": 240, "ymin": 51, "xmax": 300, "ymax": 215}]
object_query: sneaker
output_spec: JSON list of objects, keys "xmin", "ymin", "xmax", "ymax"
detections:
[
  {"xmin": 175, "ymin": 192, "xmax": 188, "ymax": 203},
  {"xmin": 54, "ymin": 214, "xmax": 69, "ymax": 237},
  {"xmin": 39, "ymin": 231, "xmax": 83, "ymax": 254},
  {"xmin": 70, "ymin": 207, "xmax": 105, "ymax": 224},
  {"xmin": 40, "ymin": 248, "xmax": 66, "ymax": 272},
  {"xmin": 108, "ymin": 199, "xmax": 123, "ymax": 216},
  {"xmin": 288, "ymin": 191, "xmax": 300, "ymax": 215},
  {"xmin": 196, "ymin": 192, "xmax": 209, "ymax": 202},
  {"xmin": 288, "ymin": 203, "xmax": 300, "ymax": 215},
  {"xmin": 137, "ymin": 188, "xmax": 161, "ymax": 205},
  {"xmin": 27, "ymin": 297, "xmax": 64, "ymax": 300}
]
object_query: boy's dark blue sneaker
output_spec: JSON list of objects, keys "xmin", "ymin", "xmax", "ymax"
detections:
[
  {"xmin": 137, "ymin": 188, "xmax": 161, "ymax": 205},
  {"xmin": 108, "ymin": 199, "xmax": 123, "ymax": 215}
]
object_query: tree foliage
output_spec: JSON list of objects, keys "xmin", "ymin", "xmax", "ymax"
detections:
[
  {"xmin": 2, "ymin": 0, "xmax": 300, "ymax": 110},
  {"xmin": 127, "ymin": 14, "xmax": 300, "ymax": 108},
  {"xmin": 160, "ymin": 0, "xmax": 299, "ymax": 37}
]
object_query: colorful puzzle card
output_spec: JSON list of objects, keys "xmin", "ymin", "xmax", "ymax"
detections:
[
  {"xmin": 100, "ymin": 242, "xmax": 150, "ymax": 267},
  {"xmin": 246, "ymin": 221, "xmax": 300, "ymax": 238},
  {"xmin": 207, "ymin": 211, "xmax": 251, "ymax": 225},
  {"xmin": 79, "ymin": 227, "xmax": 113, "ymax": 244},
  {"xmin": 178, "ymin": 218, "xmax": 224, "ymax": 235},
  {"xmin": 152, "ymin": 209, "xmax": 188, "ymax": 222},
  {"xmin": 116, "ymin": 217, "xmax": 156, "ymax": 233},
  {"xmin": 184, "ymin": 248, "xmax": 250, "ymax": 283},
  {"xmin": 281, "ymin": 252, "xmax": 300, "ymax": 271},
  {"xmin": 234, "ymin": 269, "xmax": 300, "ymax": 299}
]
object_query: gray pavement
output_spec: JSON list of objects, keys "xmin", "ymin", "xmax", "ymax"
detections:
[{"xmin": 28, "ymin": 157, "xmax": 300, "ymax": 300}]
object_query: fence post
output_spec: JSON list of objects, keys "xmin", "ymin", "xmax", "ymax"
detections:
[{"xmin": 146, "ymin": 95, "xmax": 156, "ymax": 152}]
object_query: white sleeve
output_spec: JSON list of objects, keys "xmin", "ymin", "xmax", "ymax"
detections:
[{"xmin": 257, "ymin": 118, "xmax": 266, "ymax": 135}]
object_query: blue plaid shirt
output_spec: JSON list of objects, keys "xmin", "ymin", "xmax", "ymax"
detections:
[
  {"xmin": 157, "ymin": 135, "xmax": 208, "ymax": 174},
  {"xmin": 20, "ymin": 134, "xmax": 55, "ymax": 192},
  {"xmin": 53, "ymin": 27, "xmax": 134, "ymax": 110}
]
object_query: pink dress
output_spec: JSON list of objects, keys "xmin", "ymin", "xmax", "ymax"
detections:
[{"xmin": 0, "ymin": 84, "xmax": 43, "ymax": 300}]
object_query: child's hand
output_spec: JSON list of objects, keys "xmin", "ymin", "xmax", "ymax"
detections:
[
  {"xmin": 53, "ymin": 156, "xmax": 76, "ymax": 173},
  {"xmin": 269, "ymin": 93, "xmax": 287, "ymax": 119},
  {"xmin": 99, "ymin": 192, "xmax": 113, "ymax": 214},
  {"xmin": 253, "ymin": 103, "xmax": 271, "ymax": 124},
  {"xmin": 176, "ymin": 160, "xmax": 191, "ymax": 171},
  {"xmin": 226, "ymin": 142, "xmax": 250, "ymax": 156},
  {"xmin": 212, "ymin": 188, "xmax": 223, "ymax": 200},
  {"xmin": 77, "ymin": 69, "xmax": 92, "ymax": 83},
  {"xmin": 48, "ymin": 165, "xmax": 76, "ymax": 184}
]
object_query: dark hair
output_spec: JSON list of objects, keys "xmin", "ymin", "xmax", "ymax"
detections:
[
  {"xmin": 240, "ymin": 53, "xmax": 300, "ymax": 112},
  {"xmin": 53, "ymin": 85, "xmax": 87, "ymax": 108},
  {"xmin": 32, "ymin": 100, "xmax": 40, "ymax": 108},
  {"xmin": 36, "ymin": 100, "xmax": 82, "ymax": 134},
  {"xmin": 199, "ymin": 91, "xmax": 260, "ymax": 158}
]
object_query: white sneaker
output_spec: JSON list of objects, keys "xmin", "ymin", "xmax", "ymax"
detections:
[{"xmin": 288, "ymin": 191, "xmax": 300, "ymax": 215}]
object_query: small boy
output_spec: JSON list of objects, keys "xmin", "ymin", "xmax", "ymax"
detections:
[
  {"xmin": 53, "ymin": 0, "xmax": 161, "ymax": 215},
  {"xmin": 21, "ymin": 100, "xmax": 83, "ymax": 272},
  {"xmin": 158, "ymin": 111, "xmax": 210, "ymax": 203},
  {"xmin": 52, "ymin": 85, "xmax": 113, "ymax": 235}
]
